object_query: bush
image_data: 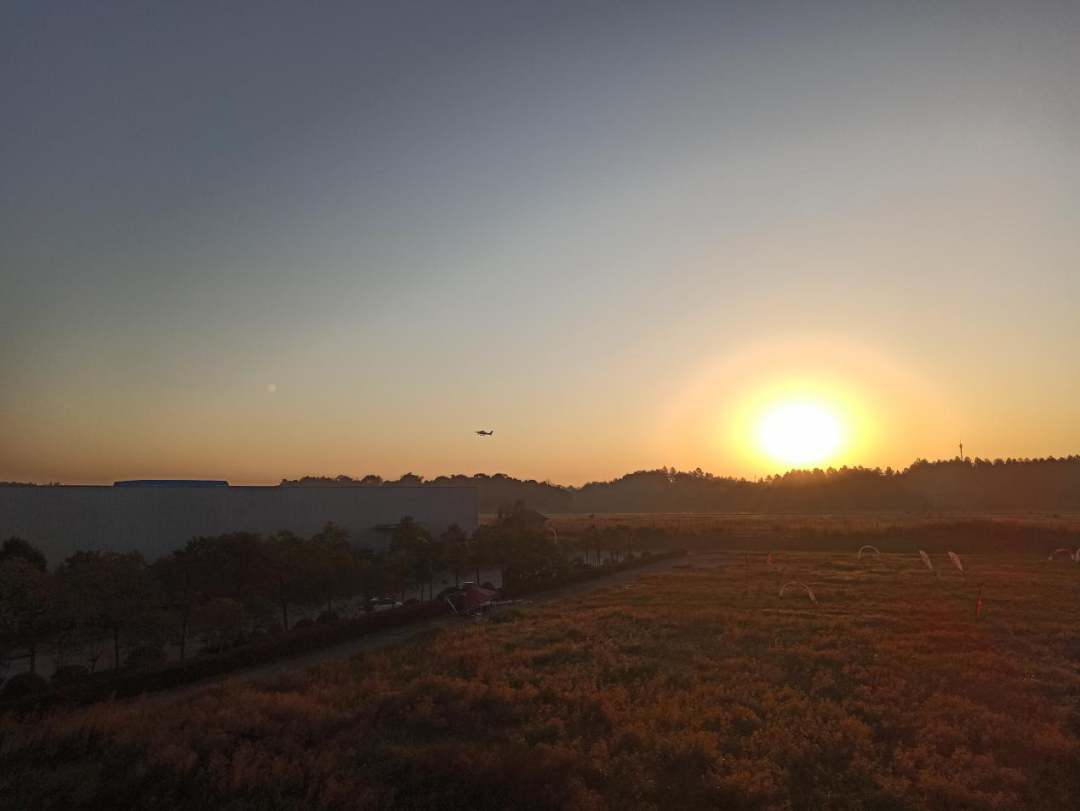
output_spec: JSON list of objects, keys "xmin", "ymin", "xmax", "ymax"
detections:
[
  {"xmin": 292, "ymin": 618, "xmax": 314, "ymax": 630},
  {"xmin": 50, "ymin": 665, "xmax": 89, "ymax": 686},
  {"xmin": 316, "ymin": 611, "xmax": 339, "ymax": 625},
  {"xmin": 0, "ymin": 671, "xmax": 47, "ymax": 701},
  {"xmin": 124, "ymin": 644, "xmax": 167, "ymax": 671}
]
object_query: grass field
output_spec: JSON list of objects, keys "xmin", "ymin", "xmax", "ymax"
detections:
[
  {"xmin": 544, "ymin": 512, "xmax": 1080, "ymax": 538},
  {"xmin": 2, "ymin": 551, "xmax": 1078, "ymax": 810}
]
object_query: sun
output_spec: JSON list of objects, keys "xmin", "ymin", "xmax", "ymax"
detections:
[{"xmin": 757, "ymin": 400, "xmax": 843, "ymax": 466}]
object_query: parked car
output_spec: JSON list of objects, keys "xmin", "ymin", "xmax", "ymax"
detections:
[{"xmin": 364, "ymin": 597, "xmax": 402, "ymax": 613}]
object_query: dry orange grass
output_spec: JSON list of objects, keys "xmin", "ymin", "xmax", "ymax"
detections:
[{"xmin": 2, "ymin": 552, "xmax": 1078, "ymax": 810}]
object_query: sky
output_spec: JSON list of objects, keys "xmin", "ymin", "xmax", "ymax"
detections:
[{"xmin": 2, "ymin": 1, "xmax": 1078, "ymax": 486}]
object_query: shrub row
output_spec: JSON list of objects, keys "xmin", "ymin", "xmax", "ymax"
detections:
[{"xmin": 2, "ymin": 551, "xmax": 685, "ymax": 715}]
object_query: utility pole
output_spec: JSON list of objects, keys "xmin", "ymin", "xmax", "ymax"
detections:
[{"xmin": 959, "ymin": 439, "xmax": 964, "ymax": 462}]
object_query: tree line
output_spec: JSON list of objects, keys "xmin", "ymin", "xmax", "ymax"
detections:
[
  {"xmin": 9, "ymin": 456, "xmax": 1079, "ymax": 513},
  {"xmin": 280, "ymin": 455, "xmax": 1080, "ymax": 513},
  {"xmin": 0, "ymin": 504, "xmax": 643, "ymax": 693}
]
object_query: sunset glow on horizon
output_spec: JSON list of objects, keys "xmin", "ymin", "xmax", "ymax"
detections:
[
  {"xmin": 5, "ymin": 7, "xmax": 1080, "ymax": 807},
  {"xmin": 2, "ymin": 2, "xmax": 1078, "ymax": 487}
]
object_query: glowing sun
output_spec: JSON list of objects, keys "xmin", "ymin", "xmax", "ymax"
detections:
[{"xmin": 757, "ymin": 400, "xmax": 843, "ymax": 466}]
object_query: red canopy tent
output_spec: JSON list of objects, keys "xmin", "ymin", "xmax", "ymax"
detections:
[{"xmin": 459, "ymin": 585, "xmax": 499, "ymax": 615}]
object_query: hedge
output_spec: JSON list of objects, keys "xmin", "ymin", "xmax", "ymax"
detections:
[{"xmin": 1, "ymin": 549, "xmax": 686, "ymax": 716}]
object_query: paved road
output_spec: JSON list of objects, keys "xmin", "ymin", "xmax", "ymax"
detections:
[{"xmin": 131, "ymin": 552, "xmax": 726, "ymax": 708}]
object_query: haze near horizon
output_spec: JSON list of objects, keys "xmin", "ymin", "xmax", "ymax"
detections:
[{"xmin": 2, "ymin": 1, "xmax": 1078, "ymax": 486}]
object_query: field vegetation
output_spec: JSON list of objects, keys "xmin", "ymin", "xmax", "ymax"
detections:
[
  {"xmin": 548, "ymin": 513, "xmax": 1080, "ymax": 555},
  {"xmin": 547, "ymin": 512, "xmax": 1080, "ymax": 536},
  {"xmin": 2, "ymin": 550, "xmax": 1077, "ymax": 810}
]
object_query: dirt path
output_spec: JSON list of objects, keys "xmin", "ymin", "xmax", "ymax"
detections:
[{"xmin": 131, "ymin": 553, "xmax": 724, "ymax": 708}]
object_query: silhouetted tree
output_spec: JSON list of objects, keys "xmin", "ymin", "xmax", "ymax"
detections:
[
  {"xmin": 56, "ymin": 551, "xmax": 150, "ymax": 670},
  {"xmin": 150, "ymin": 545, "xmax": 205, "ymax": 660},
  {"xmin": 384, "ymin": 549, "xmax": 413, "ymax": 604},
  {"xmin": 442, "ymin": 525, "xmax": 470, "ymax": 587},
  {"xmin": 310, "ymin": 522, "xmax": 356, "ymax": 613},
  {"xmin": 0, "ymin": 557, "xmax": 54, "ymax": 673},
  {"xmin": 187, "ymin": 533, "xmax": 273, "ymax": 616},
  {"xmin": 265, "ymin": 531, "xmax": 312, "ymax": 632},
  {"xmin": 390, "ymin": 517, "xmax": 432, "ymax": 599},
  {"xmin": 0, "ymin": 538, "xmax": 47, "ymax": 573}
]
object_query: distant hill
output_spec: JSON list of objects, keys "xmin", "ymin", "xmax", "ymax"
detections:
[{"xmin": 279, "ymin": 456, "xmax": 1080, "ymax": 513}]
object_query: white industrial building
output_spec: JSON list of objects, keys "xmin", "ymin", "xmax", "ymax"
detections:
[{"xmin": 0, "ymin": 483, "xmax": 478, "ymax": 563}]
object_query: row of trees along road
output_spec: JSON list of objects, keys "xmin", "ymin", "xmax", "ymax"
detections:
[{"xmin": 1, "ymin": 504, "xmax": 638, "ymax": 687}]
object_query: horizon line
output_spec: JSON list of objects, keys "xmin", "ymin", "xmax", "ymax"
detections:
[{"xmin": 6, "ymin": 452, "xmax": 1079, "ymax": 490}]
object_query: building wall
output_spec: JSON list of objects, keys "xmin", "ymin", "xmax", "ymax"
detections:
[{"xmin": 0, "ymin": 486, "xmax": 478, "ymax": 563}]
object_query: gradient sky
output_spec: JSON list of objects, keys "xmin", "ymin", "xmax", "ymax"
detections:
[{"xmin": 2, "ymin": 1, "xmax": 1078, "ymax": 486}]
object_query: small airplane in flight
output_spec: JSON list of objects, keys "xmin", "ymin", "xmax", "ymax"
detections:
[{"xmin": 475, "ymin": 430, "xmax": 494, "ymax": 436}]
